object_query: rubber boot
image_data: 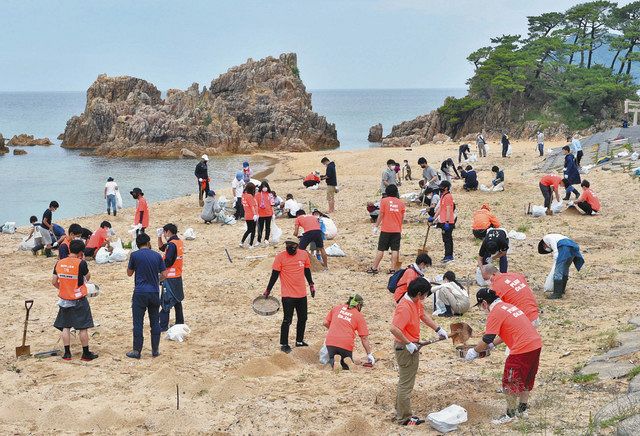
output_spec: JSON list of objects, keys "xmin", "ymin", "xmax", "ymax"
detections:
[
  {"xmin": 44, "ymin": 248, "xmax": 53, "ymax": 258},
  {"xmin": 563, "ymin": 192, "xmax": 571, "ymax": 201},
  {"xmin": 113, "ymin": 209, "xmax": 117, "ymax": 217},
  {"xmin": 561, "ymin": 277, "xmax": 569, "ymax": 296},
  {"xmin": 151, "ymin": 334, "xmax": 160, "ymax": 357},
  {"xmin": 107, "ymin": 208, "xmax": 111, "ymax": 216},
  {"xmin": 547, "ymin": 280, "xmax": 564, "ymax": 299}
]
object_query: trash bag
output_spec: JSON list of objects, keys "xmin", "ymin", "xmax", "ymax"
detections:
[
  {"xmin": 325, "ymin": 243, "xmax": 346, "ymax": 257},
  {"xmin": 468, "ymin": 153, "xmax": 478, "ymax": 162},
  {"xmin": 551, "ymin": 200, "xmax": 563, "ymax": 214},
  {"xmin": 183, "ymin": 228, "xmax": 196, "ymax": 240},
  {"xmin": 166, "ymin": 324, "xmax": 191, "ymax": 342},
  {"xmin": 427, "ymin": 404, "xmax": 468, "ymax": 433},
  {"xmin": 475, "ymin": 267, "xmax": 490, "ymax": 286},
  {"xmin": 86, "ymin": 283, "xmax": 100, "ymax": 297},
  {"xmin": 1, "ymin": 222, "xmax": 16, "ymax": 234},
  {"xmin": 321, "ymin": 217, "xmax": 337, "ymax": 240},
  {"xmin": 319, "ymin": 344, "xmax": 329, "ymax": 365},
  {"xmin": 306, "ymin": 183, "xmax": 319, "ymax": 190},
  {"xmin": 492, "ymin": 182, "xmax": 504, "ymax": 192},
  {"xmin": 271, "ymin": 219, "xmax": 283, "ymax": 243},
  {"xmin": 115, "ymin": 191, "xmax": 123, "ymax": 210},
  {"xmin": 531, "ymin": 205, "xmax": 546, "ymax": 217},
  {"xmin": 95, "ymin": 247, "xmax": 110, "ymax": 264},
  {"xmin": 631, "ymin": 152, "xmax": 639, "ymax": 161},
  {"xmin": 544, "ymin": 265, "xmax": 555, "ymax": 292},
  {"xmin": 109, "ymin": 241, "xmax": 128, "ymax": 262},
  {"xmin": 507, "ymin": 230, "xmax": 526, "ymax": 241}
]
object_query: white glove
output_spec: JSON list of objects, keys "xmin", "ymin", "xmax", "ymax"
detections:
[
  {"xmin": 465, "ymin": 348, "xmax": 479, "ymax": 361},
  {"xmin": 405, "ymin": 343, "xmax": 418, "ymax": 354},
  {"xmin": 253, "ymin": 215, "xmax": 259, "ymax": 222},
  {"xmin": 367, "ymin": 353, "xmax": 375, "ymax": 364},
  {"xmin": 156, "ymin": 228, "xmax": 164, "ymax": 237},
  {"xmin": 488, "ymin": 343, "xmax": 495, "ymax": 350},
  {"xmin": 435, "ymin": 327, "xmax": 448, "ymax": 339},
  {"xmin": 198, "ymin": 178, "xmax": 203, "ymax": 182},
  {"xmin": 372, "ymin": 226, "xmax": 379, "ymax": 235}
]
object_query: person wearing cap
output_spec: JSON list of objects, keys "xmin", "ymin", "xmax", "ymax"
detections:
[
  {"xmin": 157, "ymin": 223, "xmax": 185, "ymax": 332},
  {"xmin": 472, "ymin": 204, "xmax": 500, "ymax": 239},
  {"xmin": 130, "ymin": 188, "xmax": 148, "ymax": 235},
  {"xmin": 381, "ymin": 159, "xmax": 398, "ymax": 193},
  {"xmin": 294, "ymin": 209, "xmax": 327, "ymax": 268},
  {"xmin": 321, "ymin": 157, "xmax": 337, "ymax": 213},
  {"xmin": 195, "ymin": 155, "xmax": 210, "ymax": 207},
  {"xmin": 84, "ymin": 221, "xmax": 113, "ymax": 258},
  {"xmin": 538, "ymin": 234, "xmax": 584, "ymax": 299},
  {"xmin": 263, "ymin": 239, "xmax": 316, "ymax": 353},
  {"xmin": 480, "ymin": 265, "xmax": 539, "ymax": 326},
  {"xmin": 539, "ymin": 174, "xmax": 562, "ymax": 216},
  {"xmin": 367, "ymin": 184, "xmax": 406, "ymax": 274},
  {"xmin": 392, "ymin": 253, "xmax": 432, "ymax": 304},
  {"xmin": 390, "ymin": 278, "xmax": 448, "ymax": 426},
  {"xmin": 323, "ymin": 294, "xmax": 373, "ymax": 370},
  {"xmin": 104, "ymin": 177, "xmax": 119, "ymax": 216},
  {"xmin": 231, "ymin": 171, "xmax": 246, "ymax": 220},
  {"xmin": 242, "ymin": 161, "xmax": 253, "ymax": 183},
  {"xmin": 466, "ymin": 288, "xmax": 542, "ymax": 424},
  {"xmin": 430, "ymin": 180, "xmax": 455, "ymax": 263},
  {"xmin": 303, "ymin": 171, "xmax": 321, "ymax": 188},
  {"xmin": 477, "ymin": 227, "xmax": 509, "ymax": 273}
]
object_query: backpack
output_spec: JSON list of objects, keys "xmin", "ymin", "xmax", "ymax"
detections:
[{"xmin": 387, "ymin": 268, "xmax": 408, "ymax": 293}]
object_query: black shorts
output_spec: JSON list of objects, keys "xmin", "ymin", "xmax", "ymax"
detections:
[
  {"xmin": 54, "ymin": 297, "xmax": 94, "ymax": 331},
  {"xmin": 299, "ymin": 229, "xmax": 324, "ymax": 249},
  {"xmin": 473, "ymin": 229, "xmax": 487, "ymax": 239},
  {"xmin": 303, "ymin": 180, "xmax": 319, "ymax": 188},
  {"xmin": 326, "ymin": 345, "xmax": 353, "ymax": 368},
  {"xmin": 378, "ymin": 231, "xmax": 401, "ymax": 251},
  {"xmin": 84, "ymin": 247, "xmax": 97, "ymax": 258}
]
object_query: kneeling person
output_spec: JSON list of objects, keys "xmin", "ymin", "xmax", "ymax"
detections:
[
  {"xmin": 84, "ymin": 221, "xmax": 112, "ymax": 258},
  {"xmin": 477, "ymin": 227, "xmax": 509, "ymax": 273}
]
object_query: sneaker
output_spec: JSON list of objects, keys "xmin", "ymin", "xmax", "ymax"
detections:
[
  {"xmin": 441, "ymin": 256, "xmax": 454, "ymax": 264},
  {"xmin": 253, "ymin": 242, "xmax": 261, "ymax": 248},
  {"xmin": 295, "ymin": 341, "xmax": 309, "ymax": 347},
  {"xmin": 403, "ymin": 416, "xmax": 425, "ymax": 426},
  {"xmin": 126, "ymin": 350, "xmax": 141, "ymax": 359},
  {"xmin": 491, "ymin": 414, "xmax": 515, "ymax": 425},
  {"xmin": 81, "ymin": 351, "xmax": 99, "ymax": 361},
  {"xmin": 280, "ymin": 344, "xmax": 292, "ymax": 353},
  {"xmin": 152, "ymin": 350, "xmax": 160, "ymax": 358},
  {"xmin": 263, "ymin": 240, "xmax": 270, "ymax": 246},
  {"xmin": 239, "ymin": 243, "xmax": 245, "ymax": 248},
  {"xmin": 62, "ymin": 352, "xmax": 72, "ymax": 361},
  {"xmin": 248, "ymin": 244, "xmax": 255, "ymax": 250}
]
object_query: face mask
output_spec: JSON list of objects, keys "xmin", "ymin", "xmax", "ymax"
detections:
[
  {"xmin": 388, "ymin": 165, "xmax": 395, "ymax": 170},
  {"xmin": 286, "ymin": 246, "xmax": 297, "ymax": 255},
  {"xmin": 262, "ymin": 187, "xmax": 268, "ymax": 192}
]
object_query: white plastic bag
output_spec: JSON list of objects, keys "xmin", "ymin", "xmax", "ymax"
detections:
[
  {"xmin": 95, "ymin": 247, "xmax": 110, "ymax": 264},
  {"xmin": 183, "ymin": 228, "xmax": 196, "ymax": 240},
  {"xmin": 166, "ymin": 324, "xmax": 191, "ymax": 342},
  {"xmin": 631, "ymin": 152, "xmax": 639, "ymax": 161},
  {"xmin": 270, "ymin": 219, "xmax": 282, "ymax": 243},
  {"xmin": 306, "ymin": 183, "xmax": 319, "ymax": 190},
  {"xmin": 1, "ymin": 222, "xmax": 16, "ymax": 234},
  {"xmin": 506, "ymin": 144, "xmax": 512, "ymax": 157},
  {"xmin": 507, "ymin": 230, "xmax": 526, "ymax": 241},
  {"xmin": 325, "ymin": 243, "xmax": 346, "ymax": 257},
  {"xmin": 321, "ymin": 217, "xmax": 337, "ymax": 240},
  {"xmin": 86, "ymin": 283, "xmax": 100, "ymax": 297},
  {"xmin": 468, "ymin": 153, "xmax": 478, "ymax": 162},
  {"xmin": 427, "ymin": 404, "xmax": 468, "ymax": 433},
  {"xmin": 531, "ymin": 205, "xmax": 546, "ymax": 217},
  {"xmin": 544, "ymin": 266, "xmax": 555, "ymax": 292},
  {"xmin": 319, "ymin": 345, "xmax": 329, "ymax": 365},
  {"xmin": 115, "ymin": 191, "xmax": 123, "ymax": 210},
  {"xmin": 551, "ymin": 200, "xmax": 563, "ymax": 214},
  {"xmin": 475, "ymin": 267, "xmax": 490, "ymax": 286},
  {"xmin": 18, "ymin": 236, "xmax": 36, "ymax": 251},
  {"xmin": 492, "ymin": 182, "xmax": 504, "ymax": 192}
]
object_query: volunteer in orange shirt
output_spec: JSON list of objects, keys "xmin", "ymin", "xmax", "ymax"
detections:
[
  {"xmin": 240, "ymin": 182, "xmax": 259, "ymax": 248},
  {"xmin": 466, "ymin": 288, "xmax": 543, "ymax": 425},
  {"xmin": 367, "ymin": 184, "xmax": 406, "ymax": 274},
  {"xmin": 390, "ymin": 278, "xmax": 448, "ymax": 426},
  {"xmin": 431, "ymin": 180, "xmax": 455, "ymax": 263},
  {"xmin": 130, "ymin": 188, "xmax": 149, "ymax": 234},
  {"xmin": 263, "ymin": 239, "xmax": 316, "ymax": 353},
  {"xmin": 323, "ymin": 294, "xmax": 373, "ymax": 370},
  {"xmin": 574, "ymin": 180, "xmax": 601, "ymax": 215},
  {"xmin": 52, "ymin": 239, "xmax": 98, "ymax": 362},
  {"xmin": 481, "ymin": 265, "xmax": 539, "ymax": 327},
  {"xmin": 294, "ymin": 209, "xmax": 327, "ymax": 268},
  {"xmin": 303, "ymin": 171, "xmax": 321, "ymax": 188},
  {"xmin": 539, "ymin": 174, "xmax": 562, "ymax": 215},
  {"xmin": 84, "ymin": 221, "xmax": 112, "ymax": 258},
  {"xmin": 392, "ymin": 253, "xmax": 432, "ymax": 304},
  {"xmin": 472, "ymin": 203, "xmax": 500, "ymax": 239},
  {"xmin": 255, "ymin": 181, "xmax": 274, "ymax": 245}
]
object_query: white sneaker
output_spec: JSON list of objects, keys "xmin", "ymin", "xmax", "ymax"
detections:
[
  {"xmin": 253, "ymin": 242, "xmax": 261, "ymax": 248},
  {"xmin": 248, "ymin": 244, "xmax": 255, "ymax": 250},
  {"xmin": 239, "ymin": 243, "xmax": 245, "ymax": 248},
  {"xmin": 491, "ymin": 414, "xmax": 515, "ymax": 425},
  {"xmin": 263, "ymin": 240, "xmax": 270, "ymax": 246}
]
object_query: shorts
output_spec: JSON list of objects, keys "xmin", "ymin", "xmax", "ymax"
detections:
[
  {"xmin": 502, "ymin": 347, "xmax": 541, "ymax": 394},
  {"xmin": 377, "ymin": 231, "xmax": 401, "ymax": 252},
  {"xmin": 54, "ymin": 297, "xmax": 94, "ymax": 331},
  {"xmin": 326, "ymin": 185, "xmax": 337, "ymax": 201},
  {"xmin": 326, "ymin": 345, "xmax": 353, "ymax": 368},
  {"xmin": 472, "ymin": 229, "xmax": 487, "ymax": 239},
  {"xmin": 299, "ymin": 229, "xmax": 324, "ymax": 249}
]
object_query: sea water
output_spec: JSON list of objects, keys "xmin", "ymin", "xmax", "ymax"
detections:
[{"xmin": 0, "ymin": 89, "xmax": 464, "ymax": 224}]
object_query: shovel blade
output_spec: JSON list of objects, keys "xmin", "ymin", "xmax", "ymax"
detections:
[{"xmin": 15, "ymin": 345, "xmax": 31, "ymax": 358}]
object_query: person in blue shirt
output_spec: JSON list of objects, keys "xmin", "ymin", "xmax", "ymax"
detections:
[
  {"xmin": 562, "ymin": 146, "xmax": 581, "ymax": 200},
  {"xmin": 459, "ymin": 165, "xmax": 478, "ymax": 191},
  {"xmin": 491, "ymin": 166, "xmax": 504, "ymax": 186},
  {"xmin": 126, "ymin": 233, "xmax": 167, "ymax": 359}
]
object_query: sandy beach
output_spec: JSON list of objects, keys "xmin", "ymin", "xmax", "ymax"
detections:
[{"xmin": 1, "ymin": 139, "xmax": 639, "ymax": 435}]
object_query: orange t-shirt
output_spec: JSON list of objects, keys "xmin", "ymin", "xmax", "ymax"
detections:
[
  {"xmin": 485, "ymin": 301, "xmax": 542, "ymax": 354},
  {"xmin": 393, "ymin": 266, "xmax": 421, "ymax": 303},
  {"xmin": 295, "ymin": 215, "xmax": 321, "ymax": 232},
  {"xmin": 491, "ymin": 273, "xmax": 539, "ymax": 322},
  {"xmin": 86, "ymin": 227, "xmax": 108, "ymax": 249},
  {"xmin": 582, "ymin": 188, "xmax": 601, "ymax": 211},
  {"xmin": 391, "ymin": 296, "xmax": 424, "ymax": 343},
  {"xmin": 272, "ymin": 249, "xmax": 311, "ymax": 298},
  {"xmin": 379, "ymin": 197, "xmax": 406, "ymax": 233},
  {"xmin": 324, "ymin": 304, "xmax": 370, "ymax": 351},
  {"xmin": 135, "ymin": 196, "xmax": 149, "ymax": 228},
  {"xmin": 304, "ymin": 173, "xmax": 320, "ymax": 183},
  {"xmin": 255, "ymin": 192, "xmax": 274, "ymax": 217},
  {"xmin": 242, "ymin": 193, "xmax": 257, "ymax": 220},
  {"xmin": 438, "ymin": 192, "xmax": 455, "ymax": 224},
  {"xmin": 540, "ymin": 174, "xmax": 562, "ymax": 188},
  {"xmin": 472, "ymin": 209, "xmax": 500, "ymax": 230}
]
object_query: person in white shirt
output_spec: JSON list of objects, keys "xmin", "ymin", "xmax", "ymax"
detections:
[
  {"xmin": 571, "ymin": 136, "xmax": 583, "ymax": 166},
  {"xmin": 104, "ymin": 177, "xmax": 119, "ymax": 216},
  {"xmin": 231, "ymin": 171, "xmax": 246, "ymax": 220},
  {"xmin": 283, "ymin": 194, "xmax": 300, "ymax": 218}
]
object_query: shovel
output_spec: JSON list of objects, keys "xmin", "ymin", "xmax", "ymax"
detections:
[
  {"xmin": 417, "ymin": 224, "xmax": 431, "ymax": 255},
  {"xmin": 417, "ymin": 335, "xmax": 446, "ymax": 350},
  {"xmin": 16, "ymin": 300, "xmax": 34, "ymax": 358}
]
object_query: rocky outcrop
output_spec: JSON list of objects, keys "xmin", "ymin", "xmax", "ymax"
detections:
[
  {"xmin": 8, "ymin": 134, "xmax": 52, "ymax": 146},
  {"xmin": 13, "ymin": 149, "xmax": 27, "ymax": 155},
  {"xmin": 61, "ymin": 53, "xmax": 339, "ymax": 157},
  {"xmin": 0, "ymin": 134, "xmax": 8, "ymax": 154},
  {"xmin": 382, "ymin": 112, "xmax": 445, "ymax": 146},
  {"xmin": 368, "ymin": 123, "xmax": 383, "ymax": 142}
]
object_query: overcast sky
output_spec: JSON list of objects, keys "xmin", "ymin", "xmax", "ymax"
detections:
[{"xmin": 0, "ymin": 0, "xmax": 632, "ymax": 91}]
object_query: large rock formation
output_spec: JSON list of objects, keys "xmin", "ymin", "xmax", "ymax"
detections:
[
  {"xmin": 61, "ymin": 53, "xmax": 339, "ymax": 157},
  {"xmin": 368, "ymin": 123, "xmax": 383, "ymax": 142},
  {"xmin": 0, "ymin": 134, "xmax": 8, "ymax": 154},
  {"xmin": 8, "ymin": 134, "xmax": 52, "ymax": 146}
]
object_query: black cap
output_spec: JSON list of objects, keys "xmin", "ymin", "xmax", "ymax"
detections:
[
  {"xmin": 130, "ymin": 187, "xmax": 143, "ymax": 196},
  {"xmin": 439, "ymin": 180, "xmax": 451, "ymax": 190},
  {"xmin": 475, "ymin": 287, "xmax": 498, "ymax": 307},
  {"xmin": 538, "ymin": 239, "xmax": 552, "ymax": 254}
]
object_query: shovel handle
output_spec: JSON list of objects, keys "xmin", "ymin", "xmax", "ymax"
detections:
[
  {"xmin": 421, "ymin": 224, "xmax": 430, "ymax": 251},
  {"xmin": 25, "ymin": 300, "xmax": 33, "ymax": 311},
  {"xmin": 21, "ymin": 300, "xmax": 33, "ymax": 347}
]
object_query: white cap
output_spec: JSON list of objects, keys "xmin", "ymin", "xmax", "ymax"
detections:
[{"xmin": 202, "ymin": 154, "xmax": 209, "ymax": 161}]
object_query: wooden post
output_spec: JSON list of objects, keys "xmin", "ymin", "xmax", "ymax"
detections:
[{"xmin": 176, "ymin": 384, "xmax": 180, "ymax": 410}]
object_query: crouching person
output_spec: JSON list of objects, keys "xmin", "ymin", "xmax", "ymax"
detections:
[
  {"xmin": 431, "ymin": 271, "xmax": 470, "ymax": 317},
  {"xmin": 323, "ymin": 294, "xmax": 373, "ymax": 370},
  {"xmin": 52, "ymin": 239, "xmax": 98, "ymax": 361}
]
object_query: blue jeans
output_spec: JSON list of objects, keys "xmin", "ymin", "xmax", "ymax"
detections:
[
  {"xmin": 484, "ymin": 255, "xmax": 508, "ymax": 273},
  {"xmin": 553, "ymin": 257, "xmax": 573, "ymax": 281},
  {"xmin": 106, "ymin": 194, "xmax": 116, "ymax": 211},
  {"xmin": 538, "ymin": 143, "xmax": 544, "ymax": 156},
  {"xmin": 131, "ymin": 292, "xmax": 161, "ymax": 352}
]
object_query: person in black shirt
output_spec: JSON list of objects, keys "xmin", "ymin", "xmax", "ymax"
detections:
[
  {"xmin": 41, "ymin": 201, "xmax": 59, "ymax": 257},
  {"xmin": 321, "ymin": 157, "xmax": 337, "ymax": 213},
  {"xmin": 492, "ymin": 166, "xmax": 505, "ymax": 187},
  {"xmin": 440, "ymin": 158, "xmax": 460, "ymax": 182},
  {"xmin": 501, "ymin": 133, "xmax": 510, "ymax": 158},
  {"xmin": 458, "ymin": 144, "xmax": 471, "ymax": 163},
  {"xmin": 459, "ymin": 165, "xmax": 478, "ymax": 191},
  {"xmin": 194, "ymin": 155, "xmax": 210, "ymax": 207},
  {"xmin": 477, "ymin": 228, "xmax": 509, "ymax": 273}
]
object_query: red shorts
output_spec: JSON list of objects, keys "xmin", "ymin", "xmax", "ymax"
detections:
[{"xmin": 502, "ymin": 347, "xmax": 541, "ymax": 394}]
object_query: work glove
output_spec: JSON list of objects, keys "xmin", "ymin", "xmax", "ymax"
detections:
[
  {"xmin": 406, "ymin": 342, "xmax": 418, "ymax": 354},
  {"xmin": 372, "ymin": 226, "xmax": 379, "ymax": 235},
  {"xmin": 435, "ymin": 327, "xmax": 448, "ymax": 340},
  {"xmin": 253, "ymin": 215, "xmax": 259, "ymax": 222},
  {"xmin": 198, "ymin": 178, "xmax": 203, "ymax": 182},
  {"xmin": 488, "ymin": 343, "xmax": 495, "ymax": 351},
  {"xmin": 156, "ymin": 228, "xmax": 164, "ymax": 237},
  {"xmin": 310, "ymin": 284, "xmax": 316, "ymax": 298},
  {"xmin": 443, "ymin": 223, "xmax": 451, "ymax": 231},
  {"xmin": 427, "ymin": 216, "xmax": 434, "ymax": 223},
  {"xmin": 367, "ymin": 353, "xmax": 375, "ymax": 365},
  {"xmin": 465, "ymin": 348, "xmax": 479, "ymax": 361},
  {"xmin": 262, "ymin": 289, "xmax": 271, "ymax": 298}
]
